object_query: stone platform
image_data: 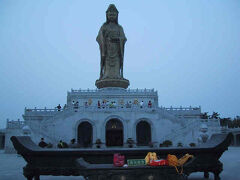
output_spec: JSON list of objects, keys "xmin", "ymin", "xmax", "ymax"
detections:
[{"xmin": 95, "ymin": 78, "xmax": 130, "ymax": 89}]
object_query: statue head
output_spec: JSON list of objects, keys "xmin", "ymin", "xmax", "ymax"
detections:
[{"xmin": 106, "ymin": 4, "xmax": 118, "ymax": 24}]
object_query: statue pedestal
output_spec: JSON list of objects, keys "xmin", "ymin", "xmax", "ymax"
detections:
[{"xmin": 95, "ymin": 78, "xmax": 129, "ymax": 89}]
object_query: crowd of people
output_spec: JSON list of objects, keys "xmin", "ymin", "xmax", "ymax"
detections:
[
  {"xmin": 79, "ymin": 100, "xmax": 153, "ymax": 109},
  {"xmin": 55, "ymin": 100, "xmax": 153, "ymax": 112},
  {"xmin": 38, "ymin": 138, "xmax": 79, "ymax": 149}
]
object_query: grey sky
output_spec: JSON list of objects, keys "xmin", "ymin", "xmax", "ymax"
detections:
[{"xmin": 0, "ymin": 0, "xmax": 239, "ymax": 128}]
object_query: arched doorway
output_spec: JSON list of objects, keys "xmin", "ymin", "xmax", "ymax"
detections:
[
  {"xmin": 236, "ymin": 134, "xmax": 240, "ymax": 146},
  {"xmin": 136, "ymin": 121, "xmax": 151, "ymax": 146},
  {"xmin": 106, "ymin": 119, "xmax": 123, "ymax": 147},
  {"xmin": 0, "ymin": 134, "xmax": 5, "ymax": 149},
  {"xmin": 77, "ymin": 121, "xmax": 93, "ymax": 147}
]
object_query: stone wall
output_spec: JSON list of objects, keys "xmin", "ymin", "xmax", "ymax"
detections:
[{"xmin": 4, "ymin": 120, "xmax": 25, "ymax": 153}]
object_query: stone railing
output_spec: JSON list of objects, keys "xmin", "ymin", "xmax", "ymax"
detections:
[
  {"xmin": 69, "ymin": 88, "xmax": 157, "ymax": 95},
  {"xmin": 24, "ymin": 107, "xmax": 62, "ymax": 116},
  {"xmin": 24, "ymin": 105, "xmax": 202, "ymax": 117},
  {"xmin": 160, "ymin": 106, "xmax": 201, "ymax": 117},
  {"xmin": 71, "ymin": 89, "xmax": 98, "ymax": 93},
  {"xmin": 6, "ymin": 119, "xmax": 25, "ymax": 129},
  {"xmin": 25, "ymin": 105, "xmax": 158, "ymax": 116},
  {"xmin": 161, "ymin": 106, "xmax": 201, "ymax": 111},
  {"xmin": 220, "ymin": 126, "xmax": 240, "ymax": 132},
  {"xmin": 25, "ymin": 107, "xmax": 62, "ymax": 112}
]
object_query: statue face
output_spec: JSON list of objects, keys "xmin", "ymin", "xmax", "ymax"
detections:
[{"xmin": 107, "ymin": 11, "xmax": 117, "ymax": 22}]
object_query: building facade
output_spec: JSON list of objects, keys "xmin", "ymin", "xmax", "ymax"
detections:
[{"xmin": 21, "ymin": 88, "xmax": 203, "ymax": 148}]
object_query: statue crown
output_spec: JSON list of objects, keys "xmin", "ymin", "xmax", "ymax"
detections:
[{"xmin": 106, "ymin": 4, "xmax": 119, "ymax": 14}]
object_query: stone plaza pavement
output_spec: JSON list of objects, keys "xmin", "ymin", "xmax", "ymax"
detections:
[{"xmin": 0, "ymin": 147, "xmax": 240, "ymax": 180}]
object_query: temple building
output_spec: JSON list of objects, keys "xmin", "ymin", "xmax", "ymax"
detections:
[{"xmin": 3, "ymin": 4, "xmax": 229, "ymax": 153}]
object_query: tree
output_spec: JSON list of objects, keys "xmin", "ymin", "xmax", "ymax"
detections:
[
  {"xmin": 235, "ymin": 116, "xmax": 240, "ymax": 128},
  {"xmin": 220, "ymin": 118, "xmax": 231, "ymax": 127},
  {"xmin": 227, "ymin": 119, "xmax": 233, "ymax": 128},
  {"xmin": 200, "ymin": 112, "xmax": 209, "ymax": 119},
  {"xmin": 211, "ymin": 112, "xmax": 220, "ymax": 119}
]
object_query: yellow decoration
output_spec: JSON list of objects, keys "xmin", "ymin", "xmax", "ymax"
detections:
[
  {"xmin": 133, "ymin": 99, "xmax": 139, "ymax": 104},
  {"xmin": 145, "ymin": 152, "xmax": 157, "ymax": 165},
  {"xmin": 167, "ymin": 154, "xmax": 178, "ymax": 166},
  {"xmin": 88, "ymin": 99, "xmax": 93, "ymax": 105},
  {"xmin": 167, "ymin": 153, "xmax": 194, "ymax": 174},
  {"xmin": 178, "ymin": 153, "xmax": 194, "ymax": 166}
]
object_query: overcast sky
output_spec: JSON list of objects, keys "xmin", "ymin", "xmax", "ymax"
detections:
[{"xmin": 0, "ymin": 0, "xmax": 239, "ymax": 128}]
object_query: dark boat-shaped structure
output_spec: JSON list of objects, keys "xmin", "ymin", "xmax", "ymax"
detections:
[{"xmin": 11, "ymin": 133, "xmax": 232, "ymax": 180}]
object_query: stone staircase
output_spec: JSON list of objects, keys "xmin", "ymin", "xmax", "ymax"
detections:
[
  {"xmin": 160, "ymin": 119, "xmax": 200, "ymax": 145},
  {"xmin": 28, "ymin": 121, "xmax": 58, "ymax": 145},
  {"xmin": 158, "ymin": 108, "xmax": 182, "ymax": 125}
]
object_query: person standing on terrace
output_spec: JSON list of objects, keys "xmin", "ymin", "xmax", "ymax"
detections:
[{"xmin": 38, "ymin": 138, "xmax": 48, "ymax": 148}]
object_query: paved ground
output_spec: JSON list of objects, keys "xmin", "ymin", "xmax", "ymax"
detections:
[{"xmin": 0, "ymin": 147, "xmax": 240, "ymax": 180}]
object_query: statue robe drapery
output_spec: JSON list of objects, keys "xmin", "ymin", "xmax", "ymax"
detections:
[{"xmin": 96, "ymin": 23, "xmax": 127, "ymax": 79}]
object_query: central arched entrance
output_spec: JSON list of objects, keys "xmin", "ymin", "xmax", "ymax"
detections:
[
  {"xmin": 106, "ymin": 119, "xmax": 123, "ymax": 147},
  {"xmin": 136, "ymin": 121, "xmax": 151, "ymax": 146},
  {"xmin": 77, "ymin": 121, "xmax": 93, "ymax": 147}
]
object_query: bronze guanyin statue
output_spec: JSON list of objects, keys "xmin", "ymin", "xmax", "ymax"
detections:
[{"xmin": 95, "ymin": 4, "xmax": 129, "ymax": 89}]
